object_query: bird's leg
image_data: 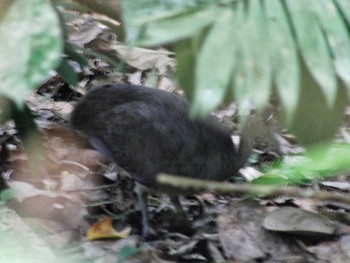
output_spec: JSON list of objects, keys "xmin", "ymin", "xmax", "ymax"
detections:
[
  {"xmin": 135, "ymin": 182, "xmax": 150, "ymax": 237},
  {"xmin": 169, "ymin": 195, "xmax": 184, "ymax": 213}
]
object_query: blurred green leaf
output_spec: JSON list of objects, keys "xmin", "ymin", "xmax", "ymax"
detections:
[
  {"xmin": 57, "ymin": 58, "xmax": 79, "ymax": 86},
  {"xmin": 287, "ymin": 0, "xmax": 337, "ymax": 107},
  {"xmin": 266, "ymin": 0, "xmax": 299, "ymax": 123},
  {"xmin": 232, "ymin": 2, "xmax": 251, "ymax": 116},
  {"xmin": 288, "ymin": 61, "xmax": 347, "ymax": 147},
  {"xmin": 65, "ymin": 42, "xmax": 89, "ymax": 67},
  {"xmin": 244, "ymin": 0, "xmax": 272, "ymax": 111},
  {"xmin": 121, "ymin": 0, "xmax": 219, "ymax": 46},
  {"xmin": 12, "ymin": 102, "xmax": 46, "ymax": 178},
  {"xmin": 335, "ymin": 0, "xmax": 350, "ymax": 25},
  {"xmin": 312, "ymin": 0, "xmax": 350, "ymax": 93},
  {"xmin": 0, "ymin": 189, "xmax": 13, "ymax": 203},
  {"xmin": 175, "ymin": 39, "xmax": 197, "ymax": 101},
  {"xmin": 192, "ymin": 7, "xmax": 236, "ymax": 117},
  {"xmin": 257, "ymin": 144, "xmax": 350, "ymax": 186},
  {"xmin": 0, "ymin": 0, "xmax": 63, "ymax": 107},
  {"xmin": 111, "ymin": 1, "xmax": 350, "ymax": 151},
  {"xmin": 252, "ymin": 174, "xmax": 291, "ymax": 186},
  {"xmin": 118, "ymin": 245, "xmax": 146, "ymax": 263}
]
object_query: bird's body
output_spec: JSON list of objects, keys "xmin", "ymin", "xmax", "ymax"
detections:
[
  {"xmin": 71, "ymin": 84, "xmax": 238, "ymax": 184},
  {"xmin": 71, "ymin": 83, "xmax": 262, "ymax": 236}
]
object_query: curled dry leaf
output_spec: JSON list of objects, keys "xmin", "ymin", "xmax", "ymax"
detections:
[
  {"xmin": 26, "ymin": 92, "xmax": 74, "ymax": 121},
  {"xmin": 87, "ymin": 216, "xmax": 131, "ymax": 240},
  {"xmin": 68, "ymin": 17, "xmax": 105, "ymax": 47}
]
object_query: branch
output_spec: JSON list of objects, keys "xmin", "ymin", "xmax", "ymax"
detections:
[{"xmin": 157, "ymin": 173, "xmax": 350, "ymax": 205}]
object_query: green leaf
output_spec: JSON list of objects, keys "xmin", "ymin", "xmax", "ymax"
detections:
[
  {"xmin": 232, "ymin": 2, "xmax": 251, "ymax": 116},
  {"xmin": 0, "ymin": 0, "xmax": 63, "ymax": 107},
  {"xmin": 118, "ymin": 245, "xmax": 146, "ymax": 263},
  {"xmin": 335, "ymin": 0, "xmax": 350, "ymax": 26},
  {"xmin": 313, "ymin": 0, "xmax": 350, "ymax": 93},
  {"xmin": 289, "ymin": 61, "xmax": 347, "ymax": 147},
  {"xmin": 244, "ymin": 0, "xmax": 272, "ymax": 110},
  {"xmin": 57, "ymin": 58, "xmax": 79, "ymax": 86},
  {"xmin": 259, "ymin": 144, "xmax": 350, "ymax": 186},
  {"xmin": 121, "ymin": 0, "xmax": 199, "ymax": 31},
  {"xmin": 192, "ymin": 8, "xmax": 236, "ymax": 117},
  {"xmin": 266, "ymin": 0, "xmax": 299, "ymax": 123},
  {"xmin": 233, "ymin": 0, "xmax": 273, "ymax": 117},
  {"xmin": 0, "ymin": 189, "xmax": 13, "ymax": 203},
  {"xmin": 125, "ymin": 5, "xmax": 221, "ymax": 46},
  {"xmin": 287, "ymin": 0, "xmax": 337, "ymax": 107},
  {"xmin": 12, "ymin": 102, "xmax": 46, "ymax": 177},
  {"xmin": 252, "ymin": 174, "xmax": 288, "ymax": 186},
  {"xmin": 175, "ymin": 39, "xmax": 197, "ymax": 101}
]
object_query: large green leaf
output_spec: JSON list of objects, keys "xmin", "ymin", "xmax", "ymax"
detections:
[
  {"xmin": 119, "ymin": 0, "xmax": 350, "ymax": 126},
  {"xmin": 335, "ymin": 0, "xmax": 350, "ymax": 26},
  {"xmin": 121, "ymin": 0, "xmax": 219, "ymax": 46},
  {"xmin": 232, "ymin": 2, "xmax": 250, "ymax": 116},
  {"xmin": 232, "ymin": 0, "xmax": 272, "ymax": 117},
  {"xmin": 287, "ymin": 0, "xmax": 337, "ymax": 107},
  {"xmin": 313, "ymin": 0, "xmax": 350, "ymax": 93},
  {"xmin": 289, "ymin": 61, "xmax": 347, "ymax": 147},
  {"xmin": 266, "ymin": 0, "xmax": 299, "ymax": 122},
  {"xmin": 0, "ymin": 0, "xmax": 63, "ymax": 106},
  {"xmin": 175, "ymin": 39, "xmax": 197, "ymax": 101},
  {"xmin": 192, "ymin": 8, "xmax": 236, "ymax": 117},
  {"xmin": 244, "ymin": 0, "xmax": 272, "ymax": 111}
]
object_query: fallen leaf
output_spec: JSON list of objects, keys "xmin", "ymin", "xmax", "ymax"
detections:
[
  {"xmin": 321, "ymin": 181, "xmax": 350, "ymax": 191},
  {"xmin": 263, "ymin": 207, "xmax": 337, "ymax": 236},
  {"xmin": 87, "ymin": 216, "xmax": 131, "ymax": 240},
  {"xmin": 114, "ymin": 45, "xmax": 175, "ymax": 74},
  {"xmin": 217, "ymin": 201, "xmax": 313, "ymax": 262}
]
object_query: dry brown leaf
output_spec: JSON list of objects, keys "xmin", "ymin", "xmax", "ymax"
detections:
[
  {"xmin": 87, "ymin": 216, "xmax": 131, "ymax": 240},
  {"xmin": 114, "ymin": 45, "xmax": 175, "ymax": 74}
]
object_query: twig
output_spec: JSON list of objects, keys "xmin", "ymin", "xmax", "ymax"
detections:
[
  {"xmin": 157, "ymin": 173, "xmax": 350, "ymax": 205},
  {"xmin": 63, "ymin": 183, "xmax": 117, "ymax": 193}
]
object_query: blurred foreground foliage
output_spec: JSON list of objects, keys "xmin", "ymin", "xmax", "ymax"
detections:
[
  {"xmin": 120, "ymin": 0, "xmax": 350, "ymax": 147},
  {"xmin": 0, "ymin": 0, "xmax": 62, "ymax": 176},
  {"xmin": 255, "ymin": 144, "xmax": 350, "ymax": 185}
]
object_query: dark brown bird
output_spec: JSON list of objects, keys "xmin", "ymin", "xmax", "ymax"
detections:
[{"xmin": 70, "ymin": 83, "xmax": 266, "ymax": 237}]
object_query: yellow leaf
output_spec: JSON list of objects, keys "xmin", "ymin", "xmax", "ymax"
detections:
[{"xmin": 86, "ymin": 216, "xmax": 131, "ymax": 240}]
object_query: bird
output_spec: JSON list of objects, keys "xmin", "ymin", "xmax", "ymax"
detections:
[{"xmin": 70, "ymin": 83, "xmax": 267, "ymax": 237}]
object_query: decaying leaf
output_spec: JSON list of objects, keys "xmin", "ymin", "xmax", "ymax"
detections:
[
  {"xmin": 87, "ymin": 216, "xmax": 131, "ymax": 240},
  {"xmin": 114, "ymin": 45, "xmax": 175, "ymax": 74},
  {"xmin": 263, "ymin": 207, "xmax": 337, "ymax": 236},
  {"xmin": 217, "ymin": 201, "xmax": 312, "ymax": 262}
]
